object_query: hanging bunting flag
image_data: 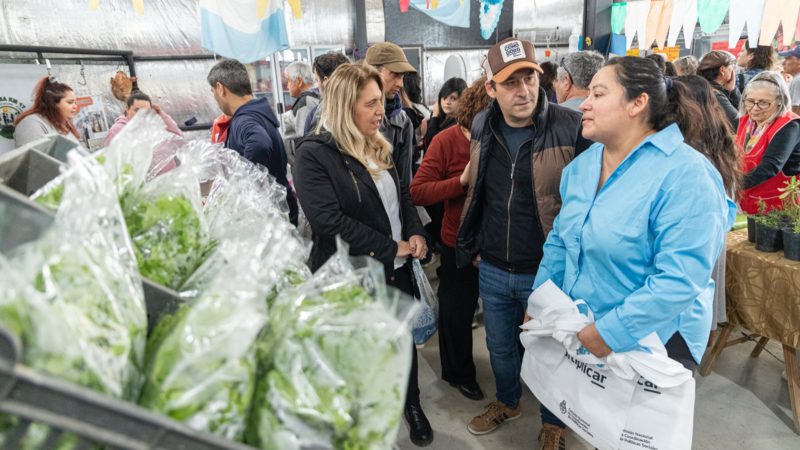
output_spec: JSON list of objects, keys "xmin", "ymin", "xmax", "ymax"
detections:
[
  {"xmin": 400, "ymin": 0, "xmax": 410, "ymax": 12},
  {"xmin": 410, "ymin": 0, "xmax": 469, "ymax": 27},
  {"xmin": 760, "ymin": 0, "xmax": 800, "ymax": 46},
  {"xmin": 611, "ymin": 2, "xmax": 627, "ymax": 34},
  {"xmin": 625, "ymin": 1, "xmax": 650, "ymax": 50},
  {"xmin": 89, "ymin": 0, "xmax": 144, "ymax": 14},
  {"xmin": 728, "ymin": 0, "xmax": 764, "ymax": 48},
  {"xmin": 479, "ymin": 0, "xmax": 504, "ymax": 40},
  {"xmin": 287, "ymin": 0, "xmax": 302, "ymax": 19},
  {"xmin": 698, "ymin": 0, "xmax": 729, "ymax": 34},
  {"xmin": 667, "ymin": 0, "xmax": 698, "ymax": 48},
  {"xmin": 644, "ymin": 0, "xmax": 675, "ymax": 49},
  {"xmin": 132, "ymin": 0, "xmax": 144, "ymax": 14},
  {"xmin": 199, "ymin": 0, "xmax": 289, "ymax": 63}
]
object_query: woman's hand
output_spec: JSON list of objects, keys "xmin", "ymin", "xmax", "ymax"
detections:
[
  {"xmin": 396, "ymin": 240, "xmax": 412, "ymax": 257},
  {"xmin": 577, "ymin": 324, "xmax": 612, "ymax": 358},
  {"xmin": 408, "ymin": 235, "xmax": 428, "ymax": 259}
]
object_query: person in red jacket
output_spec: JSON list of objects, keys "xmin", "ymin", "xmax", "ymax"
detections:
[
  {"xmin": 410, "ymin": 78, "xmax": 490, "ymax": 401},
  {"xmin": 736, "ymin": 71, "xmax": 800, "ymax": 214}
]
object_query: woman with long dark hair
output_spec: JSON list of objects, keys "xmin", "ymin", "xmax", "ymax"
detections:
[
  {"xmin": 530, "ymin": 57, "xmax": 734, "ymax": 449},
  {"xmin": 14, "ymin": 76, "xmax": 79, "ymax": 147},
  {"xmin": 424, "ymin": 77, "xmax": 467, "ymax": 147},
  {"xmin": 667, "ymin": 74, "xmax": 743, "ymax": 332}
]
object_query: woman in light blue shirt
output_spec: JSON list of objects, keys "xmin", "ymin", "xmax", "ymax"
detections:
[{"xmin": 532, "ymin": 56, "xmax": 736, "ymax": 447}]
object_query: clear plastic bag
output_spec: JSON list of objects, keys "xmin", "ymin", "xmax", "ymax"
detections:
[
  {"xmin": 139, "ymin": 215, "xmax": 309, "ymax": 441},
  {"xmin": 29, "ymin": 113, "xmax": 214, "ymax": 290},
  {"xmin": 246, "ymin": 240, "xmax": 419, "ymax": 450},
  {"xmin": 0, "ymin": 151, "xmax": 147, "ymax": 400},
  {"xmin": 411, "ymin": 258, "xmax": 439, "ymax": 345}
]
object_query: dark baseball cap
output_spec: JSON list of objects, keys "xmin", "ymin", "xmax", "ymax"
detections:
[
  {"xmin": 365, "ymin": 42, "xmax": 417, "ymax": 74},
  {"xmin": 779, "ymin": 46, "xmax": 800, "ymax": 58},
  {"xmin": 697, "ymin": 50, "xmax": 736, "ymax": 71},
  {"xmin": 483, "ymin": 38, "xmax": 543, "ymax": 83}
]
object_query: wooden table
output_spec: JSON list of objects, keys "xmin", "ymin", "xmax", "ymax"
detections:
[{"xmin": 699, "ymin": 230, "xmax": 800, "ymax": 432}]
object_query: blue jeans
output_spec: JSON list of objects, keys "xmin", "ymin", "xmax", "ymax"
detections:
[{"xmin": 478, "ymin": 260, "xmax": 536, "ymax": 408}]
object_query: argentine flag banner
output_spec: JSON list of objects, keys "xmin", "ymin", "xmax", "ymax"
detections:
[{"xmin": 200, "ymin": 0, "xmax": 290, "ymax": 63}]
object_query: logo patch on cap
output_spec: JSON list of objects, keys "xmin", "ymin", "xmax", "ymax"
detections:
[{"xmin": 500, "ymin": 40, "xmax": 526, "ymax": 63}]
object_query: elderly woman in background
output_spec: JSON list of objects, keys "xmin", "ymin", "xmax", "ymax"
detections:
[
  {"xmin": 737, "ymin": 71, "xmax": 800, "ymax": 214},
  {"xmin": 674, "ymin": 55, "xmax": 699, "ymax": 76}
]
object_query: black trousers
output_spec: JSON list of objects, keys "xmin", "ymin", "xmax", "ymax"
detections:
[
  {"xmin": 391, "ymin": 263, "xmax": 421, "ymax": 408},
  {"xmin": 436, "ymin": 245, "xmax": 480, "ymax": 385}
]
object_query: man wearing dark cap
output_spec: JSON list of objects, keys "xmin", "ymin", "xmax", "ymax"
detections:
[
  {"xmin": 456, "ymin": 37, "xmax": 590, "ymax": 447},
  {"xmin": 779, "ymin": 46, "xmax": 800, "ymax": 114},
  {"xmin": 366, "ymin": 42, "xmax": 417, "ymax": 189},
  {"xmin": 697, "ymin": 50, "xmax": 741, "ymax": 130}
]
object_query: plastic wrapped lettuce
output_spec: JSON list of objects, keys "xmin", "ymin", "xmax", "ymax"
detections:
[
  {"xmin": 139, "ymin": 217, "xmax": 309, "ymax": 441},
  {"xmin": 0, "ymin": 151, "xmax": 147, "ymax": 399},
  {"xmin": 30, "ymin": 113, "xmax": 213, "ymax": 290},
  {"xmin": 120, "ymin": 160, "xmax": 215, "ymax": 289},
  {"xmin": 203, "ymin": 147, "xmax": 292, "ymax": 241},
  {"xmin": 246, "ymin": 242, "xmax": 419, "ymax": 450}
]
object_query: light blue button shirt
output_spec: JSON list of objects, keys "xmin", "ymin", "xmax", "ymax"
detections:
[{"xmin": 532, "ymin": 124, "xmax": 737, "ymax": 362}]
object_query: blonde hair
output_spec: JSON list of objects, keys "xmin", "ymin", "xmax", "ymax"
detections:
[{"xmin": 316, "ymin": 62, "xmax": 393, "ymax": 174}]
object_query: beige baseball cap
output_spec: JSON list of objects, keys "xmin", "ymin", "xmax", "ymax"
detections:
[
  {"xmin": 483, "ymin": 38, "xmax": 543, "ymax": 83},
  {"xmin": 365, "ymin": 42, "xmax": 417, "ymax": 74}
]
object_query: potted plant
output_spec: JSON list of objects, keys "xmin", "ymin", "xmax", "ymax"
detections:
[
  {"xmin": 746, "ymin": 200, "xmax": 767, "ymax": 243},
  {"xmin": 784, "ymin": 222, "xmax": 800, "ymax": 261},
  {"xmin": 779, "ymin": 176, "xmax": 800, "ymax": 260},
  {"xmin": 755, "ymin": 209, "xmax": 784, "ymax": 252}
]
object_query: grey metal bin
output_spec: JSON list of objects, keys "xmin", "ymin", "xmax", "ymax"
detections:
[
  {"xmin": 0, "ymin": 139, "xmax": 254, "ymax": 449},
  {"xmin": 0, "ymin": 328, "xmax": 255, "ymax": 450}
]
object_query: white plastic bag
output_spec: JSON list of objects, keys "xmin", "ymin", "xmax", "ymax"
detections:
[
  {"xmin": 411, "ymin": 258, "xmax": 439, "ymax": 345},
  {"xmin": 520, "ymin": 280, "xmax": 695, "ymax": 450}
]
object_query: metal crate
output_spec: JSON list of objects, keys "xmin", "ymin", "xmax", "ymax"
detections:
[{"xmin": 0, "ymin": 327, "xmax": 255, "ymax": 450}]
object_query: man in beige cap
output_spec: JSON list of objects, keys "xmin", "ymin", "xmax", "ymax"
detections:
[
  {"xmin": 366, "ymin": 42, "xmax": 417, "ymax": 189},
  {"xmin": 456, "ymin": 37, "xmax": 591, "ymax": 449},
  {"xmin": 365, "ymin": 41, "xmax": 432, "ymax": 448}
]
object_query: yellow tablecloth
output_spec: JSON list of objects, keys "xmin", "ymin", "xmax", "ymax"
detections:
[{"xmin": 726, "ymin": 230, "xmax": 800, "ymax": 349}]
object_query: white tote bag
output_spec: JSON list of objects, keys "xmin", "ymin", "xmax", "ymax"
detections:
[{"xmin": 520, "ymin": 280, "xmax": 695, "ymax": 450}]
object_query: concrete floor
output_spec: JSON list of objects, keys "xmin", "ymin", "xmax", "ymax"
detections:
[{"xmin": 395, "ymin": 266, "xmax": 800, "ymax": 449}]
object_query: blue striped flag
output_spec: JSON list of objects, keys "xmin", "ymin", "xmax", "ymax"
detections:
[{"xmin": 200, "ymin": 0, "xmax": 290, "ymax": 63}]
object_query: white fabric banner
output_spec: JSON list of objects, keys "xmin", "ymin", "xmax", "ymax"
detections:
[
  {"xmin": 667, "ymin": 0, "xmax": 699, "ymax": 49},
  {"xmin": 0, "ymin": 64, "xmax": 48, "ymax": 155}
]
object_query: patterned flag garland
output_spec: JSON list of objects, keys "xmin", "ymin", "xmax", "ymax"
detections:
[
  {"xmin": 480, "ymin": 0, "xmax": 504, "ymax": 40},
  {"xmin": 287, "ymin": 0, "xmax": 302, "ymax": 19},
  {"xmin": 698, "ymin": 0, "xmax": 729, "ymax": 34},
  {"xmin": 89, "ymin": 0, "xmax": 144, "ymax": 14},
  {"xmin": 611, "ymin": 2, "xmax": 627, "ymax": 34}
]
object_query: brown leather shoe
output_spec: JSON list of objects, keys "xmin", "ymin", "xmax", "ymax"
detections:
[
  {"xmin": 467, "ymin": 400, "xmax": 522, "ymax": 435},
  {"xmin": 538, "ymin": 423, "xmax": 567, "ymax": 450}
]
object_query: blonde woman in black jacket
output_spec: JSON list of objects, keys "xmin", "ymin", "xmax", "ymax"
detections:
[{"xmin": 292, "ymin": 62, "xmax": 432, "ymax": 447}]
